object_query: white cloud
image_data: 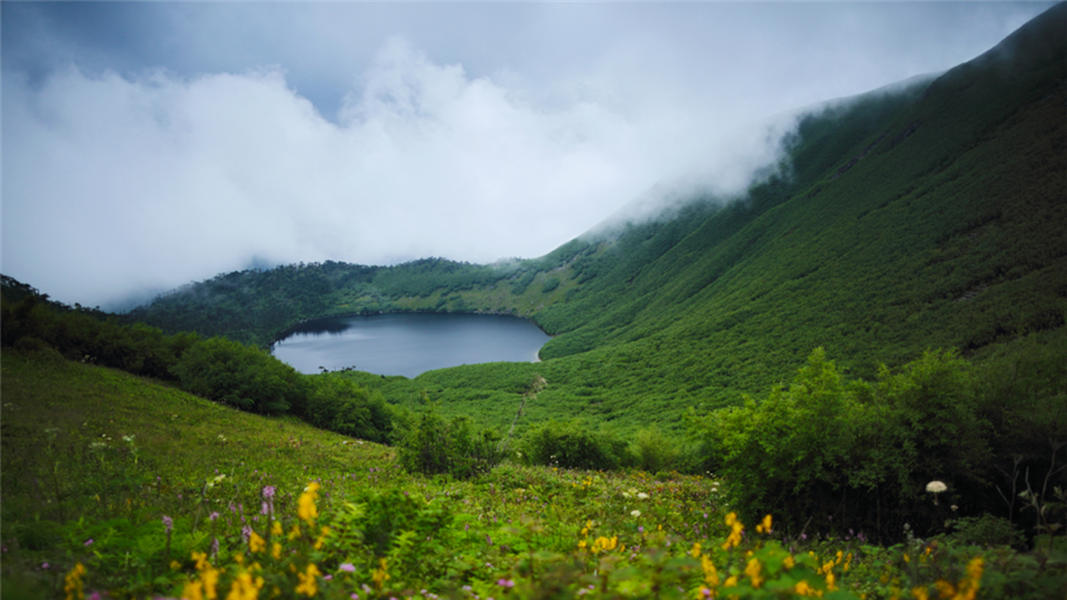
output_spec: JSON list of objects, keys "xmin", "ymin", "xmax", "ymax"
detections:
[
  {"xmin": 3, "ymin": 2, "xmax": 1054, "ymax": 308},
  {"xmin": 3, "ymin": 38, "xmax": 798, "ymax": 308}
]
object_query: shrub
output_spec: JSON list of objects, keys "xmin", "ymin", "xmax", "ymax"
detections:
[
  {"xmin": 171, "ymin": 337, "xmax": 307, "ymax": 415},
  {"xmin": 398, "ymin": 405, "xmax": 502, "ymax": 479},
  {"xmin": 304, "ymin": 375, "xmax": 394, "ymax": 443},
  {"xmin": 692, "ymin": 348, "xmax": 993, "ymax": 542},
  {"xmin": 521, "ymin": 419, "xmax": 628, "ymax": 471},
  {"xmin": 629, "ymin": 424, "xmax": 680, "ymax": 473}
]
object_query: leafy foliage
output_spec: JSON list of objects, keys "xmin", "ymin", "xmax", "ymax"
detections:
[{"xmin": 397, "ymin": 404, "xmax": 503, "ymax": 480}]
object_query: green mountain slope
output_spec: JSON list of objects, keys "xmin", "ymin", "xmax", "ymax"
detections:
[{"xmin": 123, "ymin": 3, "xmax": 1066, "ymax": 432}]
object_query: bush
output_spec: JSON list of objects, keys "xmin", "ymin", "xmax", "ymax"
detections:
[
  {"xmin": 691, "ymin": 348, "xmax": 993, "ymax": 542},
  {"xmin": 629, "ymin": 424, "xmax": 680, "ymax": 473},
  {"xmin": 520, "ymin": 419, "xmax": 628, "ymax": 471},
  {"xmin": 398, "ymin": 405, "xmax": 502, "ymax": 479},
  {"xmin": 171, "ymin": 337, "xmax": 307, "ymax": 415},
  {"xmin": 305, "ymin": 375, "xmax": 394, "ymax": 443}
]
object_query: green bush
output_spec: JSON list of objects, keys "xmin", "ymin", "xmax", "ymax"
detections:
[
  {"xmin": 520, "ymin": 419, "xmax": 628, "ymax": 471},
  {"xmin": 629, "ymin": 424, "xmax": 680, "ymax": 473},
  {"xmin": 171, "ymin": 337, "xmax": 307, "ymax": 415},
  {"xmin": 692, "ymin": 348, "xmax": 994, "ymax": 542},
  {"xmin": 398, "ymin": 405, "xmax": 502, "ymax": 479},
  {"xmin": 305, "ymin": 375, "xmax": 394, "ymax": 443}
]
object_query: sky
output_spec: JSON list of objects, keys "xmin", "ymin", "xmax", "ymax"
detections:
[{"xmin": 2, "ymin": 1, "xmax": 1056, "ymax": 309}]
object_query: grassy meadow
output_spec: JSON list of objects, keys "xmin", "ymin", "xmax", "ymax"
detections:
[
  {"xmin": 3, "ymin": 348, "xmax": 1066, "ymax": 599},
  {"xmin": 3, "ymin": 5, "xmax": 1066, "ymax": 599}
]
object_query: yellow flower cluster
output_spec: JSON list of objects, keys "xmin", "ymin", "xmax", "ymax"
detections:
[
  {"xmin": 372, "ymin": 558, "xmax": 391, "ymax": 591},
  {"xmin": 227, "ymin": 567, "xmax": 265, "ymax": 600},
  {"xmin": 295, "ymin": 563, "xmax": 321, "ymax": 597},
  {"xmin": 926, "ymin": 557, "xmax": 984, "ymax": 600},
  {"xmin": 298, "ymin": 482, "xmax": 321, "ymax": 526},
  {"xmin": 64, "ymin": 562, "xmax": 86, "ymax": 600},
  {"xmin": 182, "ymin": 552, "xmax": 220, "ymax": 600},
  {"xmin": 249, "ymin": 531, "xmax": 265, "ymax": 554},
  {"xmin": 721, "ymin": 512, "xmax": 744, "ymax": 550},
  {"xmin": 755, "ymin": 514, "xmax": 773, "ymax": 534},
  {"xmin": 745, "ymin": 557, "xmax": 764, "ymax": 589},
  {"xmin": 591, "ymin": 535, "xmax": 620, "ymax": 554}
]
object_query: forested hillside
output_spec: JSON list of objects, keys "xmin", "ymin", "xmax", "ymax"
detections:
[{"xmin": 103, "ymin": 2, "xmax": 1067, "ymax": 431}]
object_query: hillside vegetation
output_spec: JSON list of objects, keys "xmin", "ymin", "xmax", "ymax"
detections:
[
  {"xmin": 2, "ymin": 4, "xmax": 1066, "ymax": 598},
  {"xmin": 3, "ymin": 348, "xmax": 1065, "ymax": 599},
  {"xmin": 125, "ymin": 3, "xmax": 1066, "ymax": 435}
]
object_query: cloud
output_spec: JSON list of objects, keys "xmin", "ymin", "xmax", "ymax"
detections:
[
  {"xmin": 3, "ymin": 2, "xmax": 1054, "ymax": 309},
  {"xmin": 4, "ymin": 37, "xmax": 795, "ymax": 308}
]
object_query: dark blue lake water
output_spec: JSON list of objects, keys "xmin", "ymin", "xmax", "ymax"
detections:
[{"xmin": 271, "ymin": 313, "xmax": 550, "ymax": 377}]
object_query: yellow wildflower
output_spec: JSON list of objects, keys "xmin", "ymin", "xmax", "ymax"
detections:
[
  {"xmin": 826, "ymin": 571, "xmax": 837, "ymax": 592},
  {"xmin": 723, "ymin": 575, "xmax": 739, "ymax": 588},
  {"xmin": 795, "ymin": 580, "xmax": 822, "ymax": 598},
  {"xmin": 784, "ymin": 555, "xmax": 795, "ymax": 570},
  {"xmin": 272, "ymin": 521, "xmax": 283, "ymax": 537},
  {"xmin": 64, "ymin": 563, "xmax": 86, "ymax": 600},
  {"xmin": 249, "ymin": 531, "xmax": 265, "ymax": 554},
  {"xmin": 227, "ymin": 569, "xmax": 264, "ymax": 600},
  {"xmin": 745, "ymin": 557, "xmax": 763, "ymax": 588},
  {"xmin": 184, "ymin": 580, "xmax": 205, "ymax": 600},
  {"xmin": 272, "ymin": 542, "xmax": 282, "ymax": 560},
  {"xmin": 756, "ymin": 514, "xmax": 773, "ymax": 534},
  {"xmin": 721, "ymin": 512, "xmax": 744, "ymax": 550},
  {"xmin": 372, "ymin": 558, "xmax": 391, "ymax": 591},
  {"xmin": 289, "ymin": 525, "xmax": 302, "ymax": 541},
  {"xmin": 313, "ymin": 526, "xmax": 331, "ymax": 550},
  {"xmin": 690, "ymin": 542, "xmax": 702, "ymax": 558},
  {"xmin": 911, "ymin": 586, "xmax": 929, "ymax": 600},
  {"xmin": 701, "ymin": 555, "xmax": 720, "ymax": 588},
  {"xmin": 298, "ymin": 482, "xmax": 321, "ymax": 526},
  {"xmin": 295, "ymin": 563, "xmax": 321, "ymax": 597}
]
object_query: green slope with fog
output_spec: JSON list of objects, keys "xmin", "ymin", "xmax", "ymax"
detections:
[{"xmin": 110, "ymin": 3, "xmax": 1067, "ymax": 431}]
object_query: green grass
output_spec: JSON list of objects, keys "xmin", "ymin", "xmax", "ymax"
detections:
[{"xmin": 3, "ymin": 348, "xmax": 1066, "ymax": 599}]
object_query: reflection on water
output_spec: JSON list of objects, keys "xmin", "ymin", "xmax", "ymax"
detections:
[{"xmin": 271, "ymin": 312, "xmax": 550, "ymax": 378}]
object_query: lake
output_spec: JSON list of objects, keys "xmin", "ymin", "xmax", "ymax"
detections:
[{"xmin": 270, "ymin": 312, "xmax": 551, "ymax": 377}]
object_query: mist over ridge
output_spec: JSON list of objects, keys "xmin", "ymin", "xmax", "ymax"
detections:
[{"xmin": 2, "ymin": 2, "xmax": 1056, "ymax": 310}]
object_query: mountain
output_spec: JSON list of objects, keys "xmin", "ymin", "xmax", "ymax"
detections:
[{"xmin": 125, "ymin": 3, "xmax": 1066, "ymax": 431}]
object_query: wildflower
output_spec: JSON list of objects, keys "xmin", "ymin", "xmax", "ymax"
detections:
[
  {"xmin": 248, "ymin": 530, "xmax": 265, "ymax": 553},
  {"xmin": 64, "ymin": 562, "xmax": 86, "ymax": 600},
  {"xmin": 784, "ymin": 555, "xmax": 795, "ymax": 569},
  {"xmin": 631, "ymin": 510, "xmax": 641, "ymax": 518},
  {"xmin": 926, "ymin": 480, "xmax": 947, "ymax": 505},
  {"xmin": 340, "ymin": 563, "xmax": 356, "ymax": 573},
  {"xmin": 756, "ymin": 514, "xmax": 773, "ymax": 534},
  {"xmin": 296, "ymin": 563, "xmax": 321, "ymax": 597},
  {"xmin": 272, "ymin": 543, "xmax": 282, "ymax": 560},
  {"xmin": 794, "ymin": 580, "xmax": 819, "ymax": 597},
  {"xmin": 911, "ymin": 586, "xmax": 929, "ymax": 600},
  {"xmin": 314, "ymin": 526, "xmax": 331, "ymax": 550},
  {"xmin": 745, "ymin": 558, "xmax": 763, "ymax": 588},
  {"xmin": 209, "ymin": 512, "xmax": 220, "ymax": 522},
  {"xmin": 690, "ymin": 542, "xmax": 702, "ymax": 558},
  {"xmin": 298, "ymin": 482, "xmax": 321, "ymax": 526},
  {"xmin": 701, "ymin": 555, "xmax": 719, "ymax": 588},
  {"xmin": 230, "ymin": 569, "xmax": 265, "ymax": 600},
  {"xmin": 497, "ymin": 579, "xmax": 515, "ymax": 588},
  {"xmin": 84, "ymin": 538, "xmax": 94, "ymax": 546},
  {"xmin": 372, "ymin": 558, "xmax": 390, "ymax": 591},
  {"xmin": 162, "ymin": 515, "xmax": 174, "ymax": 533},
  {"xmin": 637, "ymin": 492, "xmax": 649, "ymax": 500},
  {"xmin": 721, "ymin": 512, "xmax": 744, "ymax": 550}
]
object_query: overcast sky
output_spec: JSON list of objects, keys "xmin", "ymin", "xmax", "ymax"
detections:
[{"xmin": 2, "ymin": 1, "xmax": 1055, "ymax": 309}]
